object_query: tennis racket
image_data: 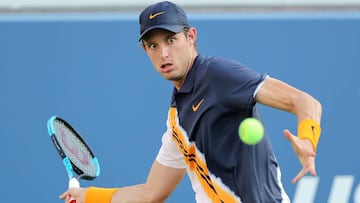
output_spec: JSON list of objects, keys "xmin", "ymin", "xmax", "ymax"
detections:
[{"xmin": 47, "ymin": 116, "xmax": 100, "ymax": 203}]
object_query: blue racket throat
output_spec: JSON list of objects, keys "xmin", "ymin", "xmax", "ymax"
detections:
[{"xmin": 63, "ymin": 157, "xmax": 75, "ymax": 178}]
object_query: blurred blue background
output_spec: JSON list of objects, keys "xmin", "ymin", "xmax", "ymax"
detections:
[{"xmin": 1, "ymin": 11, "xmax": 360, "ymax": 202}]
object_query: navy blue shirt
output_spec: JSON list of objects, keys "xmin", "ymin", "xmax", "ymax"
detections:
[{"xmin": 157, "ymin": 54, "xmax": 290, "ymax": 202}]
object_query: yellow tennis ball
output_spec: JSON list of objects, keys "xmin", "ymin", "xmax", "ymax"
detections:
[{"xmin": 238, "ymin": 118, "xmax": 264, "ymax": 145}]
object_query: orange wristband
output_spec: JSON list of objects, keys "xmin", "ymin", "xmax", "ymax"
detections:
[
  {"xmin": 85, "ymin": 187, "xmax": 118, "ymax": 203},
  {"xmin": 298, "ymin": 118, "xmax": 321, "ymax": 151}
]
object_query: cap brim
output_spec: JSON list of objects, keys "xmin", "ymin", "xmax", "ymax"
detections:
[{"xmin": 139, "ymin": 24, "xmax": 184, "ymax": 41}]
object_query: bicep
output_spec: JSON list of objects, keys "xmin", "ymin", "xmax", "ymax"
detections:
[
  {"xmin": 255, "ymin": 77, "xmax": 299, "ymax": 112},
  {"xmin": 255, "ymin": 77, "xmax": 322, "ymax": 122}
]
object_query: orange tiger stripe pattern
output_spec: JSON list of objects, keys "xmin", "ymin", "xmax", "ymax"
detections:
[{"xmin": 169, "ymin": 107, "xmax": 239, "ymax": 203}]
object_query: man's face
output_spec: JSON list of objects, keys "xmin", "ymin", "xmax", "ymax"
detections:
[{"xmin": 142, "ymin": 28, "xmax": 197, "ymax": 89}]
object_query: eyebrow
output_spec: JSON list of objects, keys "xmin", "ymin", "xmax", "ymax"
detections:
[
  {"xmin": 152, "ymin": 28, "xmax": 178, "ymax": 37},
  {"xmin": 144, "ymin": 31, "xmax": 177, "ymax": 44}
]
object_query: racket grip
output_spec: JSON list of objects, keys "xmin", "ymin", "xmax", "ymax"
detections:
[
  {"xmin": 68, "ymin": 198, "xmax": 76, "ymax": 203},
  {"xmin": 68, "ymin": 178, "xmax": 80, "ymax": 203}
]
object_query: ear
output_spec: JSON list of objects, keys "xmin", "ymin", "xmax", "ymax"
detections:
[
  {"xmin": 141, "ymin": 42, "xmax": 147, "ymax": 52},
  {"xmin": 187, "ymin": 27, "xmax": 197, "ymax": 45}
]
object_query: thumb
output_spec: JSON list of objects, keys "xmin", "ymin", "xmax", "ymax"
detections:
[
  {"xmin": 284, "ymin": 129, "xmax": 305, "ymax": 150},
  {"xmin": 59, "ymin": 190, "xmax": 70, "ymax": 200},
  {"xmin": 283, "ymin": 129, "xmax": 295, "ymax": 141}
]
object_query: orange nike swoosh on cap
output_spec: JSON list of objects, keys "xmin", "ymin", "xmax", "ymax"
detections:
[
  {"xmin": 149, "ymin": 11, "xmax": 165, "ymax": 19},
  {"xmin": 192, "ymin": 99, "xmax": 204, "ymax": 112}
]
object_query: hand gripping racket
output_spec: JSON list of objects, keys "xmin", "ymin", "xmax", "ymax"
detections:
[{"xmin": 47, "ymin": 116, "xmax": 100, "ymax": 203}]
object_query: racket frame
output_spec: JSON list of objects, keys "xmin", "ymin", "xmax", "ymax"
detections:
[{"xmin": 47, "ymin": 116, "xmax": 100, "ymax": 180}]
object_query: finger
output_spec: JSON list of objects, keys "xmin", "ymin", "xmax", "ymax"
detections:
[
  {"xmin": 59, "ymin": 190, "xmax": 73, "ymax": 203},
  {"xmin": 291, "ymin": 168, "xmax": 308, "ymax": 184},
  {"xmin": 59, "ymin": 195, "xmax": 70, "ymax": 203},
  {"xmin": 283, "ymin": 129, "xmax": 299, "ymax": 145},
  {"xmin": 306, "ymin": 149, "xmax": 316, "ymax": 157},
  {"xmin": 283, "ymin": 129, "xmax": 293, "ymax": 140},
  {"xmin": 292, "ymin": 168, "xmax": 317, "ymax": 184},
  {"xmin": 310, "ymin": 168, "xmax": 317, "ymax": 177},
  {"xmin": 284, "ymin": 129, "xmax": 304, "ymax": 150},
  {"xmin": 298, "ymin": 141, "xmax": 316, "ymax": 157},
  {"xmin": 292, "ymin": 159, "xmax": 317, "ymax": 184},
  {"xmin": 308, "ymin": 161, "xmax": 317, "ymax": 177},
  {"xmin": 59, "ymin": 191, "xmax": 69, "ymax": 199},
  {"xmin": 284, "ymin": 130, "xmax": 317, "ymax": 157}
]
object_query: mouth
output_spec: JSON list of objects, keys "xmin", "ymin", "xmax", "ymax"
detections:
[{"xmin": 160, "ymin": 63, "xmax": 173, "ymax": 73}]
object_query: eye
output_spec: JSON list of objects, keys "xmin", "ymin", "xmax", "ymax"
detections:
[
  {"xmin": 167, "ymin": 37, "xmax": 175, "ymax": 44},
  {"xmin": 148, "ymin": 43, "xmax": 157, "ymax": 50}
]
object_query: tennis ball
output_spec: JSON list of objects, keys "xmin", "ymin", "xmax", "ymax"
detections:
[{"xmin": 238, "ymin": 118, "xmax": 264, "ymax": 145}]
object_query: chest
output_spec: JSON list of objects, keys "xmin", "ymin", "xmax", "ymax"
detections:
[{"xmin": 174, "ymin": 83, "xmax": 216, "ymax": 138}]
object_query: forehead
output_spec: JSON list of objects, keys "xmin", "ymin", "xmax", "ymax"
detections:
[{"xmin": 142, "ymin": 28, "xmax": 177, "ymax": 42}]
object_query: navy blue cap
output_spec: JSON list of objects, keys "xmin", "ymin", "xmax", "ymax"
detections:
[{"xmin": 139, "ymin": 1, "xmax": 190, "ymax": 40}]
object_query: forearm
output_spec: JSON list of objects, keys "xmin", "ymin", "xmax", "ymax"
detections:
[
  {"xmin": 256, "ymin": 77, "xmax": 322, "ymax": 149},
  {"xmin": 293, "ymin": 91, "xmax": 322, "ymax": 124},
  {"xmin": 292, "ymin": 91, "xmax": 322, "ymax": 151},
  {"xmin": 111, "ymin": 184, "xmax": 164, "ymax": 203},
  {"xmin": 84, "ymin": 184, "xmax": 163, "ymax": 203},
  {"xmin": 85, "ymin": 161, "xmax": 185, "ymax": 203}
]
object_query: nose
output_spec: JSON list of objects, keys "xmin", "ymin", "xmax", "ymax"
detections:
[{"xmin": 160, "ymin": 45, "xmax": 169, "ymax": 60}]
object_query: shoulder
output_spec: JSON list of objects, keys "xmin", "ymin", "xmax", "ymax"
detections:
[
  {"xmin": 205, "ymin": 56, "xmax": 246, "ymax": 70},
  {"xmin": 195, "ymin": 54, "xmax": 264, "ymax": 84},
  {"xmin": 195, "ymin": 55, "xmax": 245, "ymax": 77},
  {"xmin": 202, "ymin": 56, "xmax": 250, "ymax": 80}
]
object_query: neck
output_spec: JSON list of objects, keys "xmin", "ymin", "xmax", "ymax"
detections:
[{"xmin": 173, "ymin": 50, "xmax": 198, "ymax": 90}]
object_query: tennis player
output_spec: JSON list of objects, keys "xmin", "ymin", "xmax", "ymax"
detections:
[{"xmin": 61, "ymin": 1, "xmax": 322, "ymax": 202}]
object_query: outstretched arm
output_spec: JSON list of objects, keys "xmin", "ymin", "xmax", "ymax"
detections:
[
  {"xmin": 60, "ymin": 160, "xmax": 186, "ymax": 203},
  {"xmin": 112, "ymin": 160, "xmax": 186, "ymax": 203},
  {"xmin": 255, "ymin": 77, "xmax": 322, "ymax": 184}
]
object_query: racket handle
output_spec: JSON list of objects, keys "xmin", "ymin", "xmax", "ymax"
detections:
[
  {"xmin": 68, "ymin": 198, "xmax": 76, "ymax": 203},
  {"xmin": 68, "ymin": 178, "xmax": 80, "ymax": 203}
]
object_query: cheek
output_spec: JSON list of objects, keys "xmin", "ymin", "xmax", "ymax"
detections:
[
  {"xmin": 146, "ymin": 51, "xmax": 156, "ymax": 61},
  {"xmin": 147, "ymin": 54, "xmax": 160, "ymax": 70}
]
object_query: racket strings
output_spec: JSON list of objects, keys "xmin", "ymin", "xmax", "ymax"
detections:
[{"xmin": 54, "ymin": 121, "xmax": 98, "ymax": 177}]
